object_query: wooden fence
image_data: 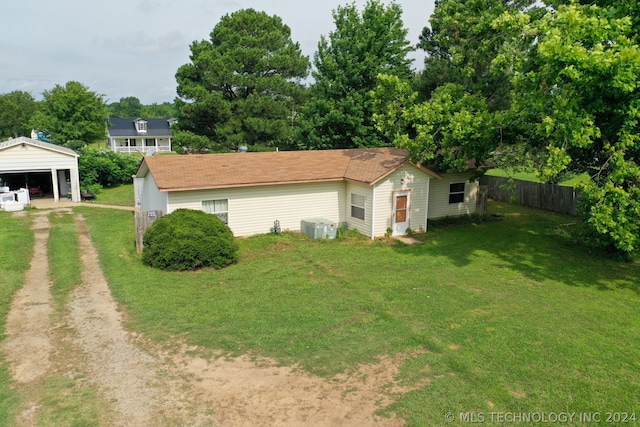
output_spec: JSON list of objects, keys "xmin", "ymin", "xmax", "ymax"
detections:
[
  {"xmin": 479, "ymin": 175, "xmax": 579, "ymax": 216},
  {"xmin": 135, "ymin": 210, "xmax": 164, "ymax": 252}
]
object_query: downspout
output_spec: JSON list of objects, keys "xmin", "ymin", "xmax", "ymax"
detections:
[
  {"xmin": 370, "ymin": 184, "xmax": 376, "ymax": 239},
  {"xmin": 425, "ymin": 177, "xmax": 431, "ymax": 232}
]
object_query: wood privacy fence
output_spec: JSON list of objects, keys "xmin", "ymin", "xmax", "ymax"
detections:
[
  {"xmin": 479, "ymin": 176, "xmax": 579, "ymax": 216},
  {"xmin": 135, "ymin": 210, "xmax": 164, "ymax": 252}
]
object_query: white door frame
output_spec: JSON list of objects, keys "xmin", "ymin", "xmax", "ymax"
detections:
[{"xmin": 392, "ymin": 191, "xmax": 411, "ymax": 236}]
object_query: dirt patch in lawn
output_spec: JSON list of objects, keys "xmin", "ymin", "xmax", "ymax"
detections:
[{"xmin": 2, "ymin": 210, "xmax": 420, "ymax": 426}]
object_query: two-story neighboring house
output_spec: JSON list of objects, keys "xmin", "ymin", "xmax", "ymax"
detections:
[{"xmin": 107, "ymin": 118, "xmax": 175, "ymax": 154}]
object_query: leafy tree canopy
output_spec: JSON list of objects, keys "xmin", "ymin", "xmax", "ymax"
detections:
[
  {"xmin": 175, "ymin": 8, "xmax": 310, "ymax": 150},
  {"xmin": 493, "ymin": 3, "xmax": 640, "ymax": 253},
  {"xmin": 373, "ymin": 75, "xmax": 496, "ymax": 173},
  {"xmin": 294, "ymin": 0, "xmax": 413, "ymax": 150},
  {"xmin": 172, "ymin": 130, "xmax": 212, "ymax": 154},
  {"xmin": 30, "ymin": 81, "xmax": 107, "ymax": 146},
  {"xmin": 108, "ymin": 97, "xmax": 177, "ymax": 118},
  {"xmin": 415, "ymin": 0, "xmax": 539, "ymax": 109},
  {"xmin": 376, "ymin": 1, "xmax": 640, "ymax": 254},
  {"xmin": 108, "ymin": 96, "xmax": 143, "ymax": 118},
  {"xmin": 0, "ymin": 91, "xmax": 38, "ymax": 139},
  {"xmin": 142, "ymin": 102, "xmax": 177, "ymax": 118}
]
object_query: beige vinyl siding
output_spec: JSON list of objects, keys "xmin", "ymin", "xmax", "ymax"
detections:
[
  {"xmin": 344, "ymin": 181, "xmax": 374, "ymax": 236},
  {"xmin": 167, "ymin": 181, "xmax": 345, "ymax": 237},
  {"xmin": 372, "ymin": 164, "xmax": 431, "ymax": 237},
  {"xmin": 427, "ymin": 173, "xmax": 478, "ymax": 219},
  {"xmin": 0, "ymin": 144, "xmax": 77, "ymax": 171}
]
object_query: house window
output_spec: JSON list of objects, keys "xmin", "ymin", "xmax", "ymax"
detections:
[
  {"xmin": 350, "ymin": 193, "xmax": 366, "ymax": 220},
  {"xmin": 449, "ymin": 182, "xmax": 465, "ymax": 204},
  {"xmin": 145, "ymin": 138, "xmax": 155, "ymax": 147},
  {"xmin": 136, "ymin": 120, "xmax": 148, "ymax": 133},
  {"xmin": 202, "ymin": 199, "xmax": 229, "ymax": 223},
  {"xmin": 128, "ymin": 138, "xmax": 137, "ymax": 146}
]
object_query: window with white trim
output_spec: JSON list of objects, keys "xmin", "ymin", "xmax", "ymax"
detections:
[
  {"xmin": 202, "ymin": 199, "xmax": 229, "ymax": 223},
  {"xmin": 449, "ymin": 182, "xmax": 465, "ymax": 204},
  {"xmin": 135, "ymin": 120, "xmax": 148, "ymax": 133},
  {"xmin": 350, "ymin": 193, "xmax": 366, "ymax": 220}
]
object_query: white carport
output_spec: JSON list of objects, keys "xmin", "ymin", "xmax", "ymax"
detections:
[{"xmin": 0, "ymin": 137, "xmax": 81, "ymax": 203}]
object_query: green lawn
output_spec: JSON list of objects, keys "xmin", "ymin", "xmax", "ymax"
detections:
[
  {"xmin": 485, "ymin": 168, "xmax": 589, "ymax": 187},
  {"xmin": 86, "ymin": 183, "xmax": 135, "ymax": 207},
  {"xmin": 0, "ymin": 212, "xmax": 34, "ymax": 425},
  {"xmin": 74, "ymin": 202, "xmax": 640, "ymax": 425},
  {"xmin": 2, "ymin": 203, "xmax": 639, "ymax": 426}
]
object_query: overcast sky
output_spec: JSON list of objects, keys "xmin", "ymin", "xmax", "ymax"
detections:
[{"xmin": 1, "ymin": 1, "xmax": 435, "ymax": 105}]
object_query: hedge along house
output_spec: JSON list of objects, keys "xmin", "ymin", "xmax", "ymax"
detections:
[
  {"xmin": 134, "ymin": 148, "xmax": 479, "ymax": 238},
  {"xmin": 0, "ymin": 137, "xmax": 81, "ymax": 202}
]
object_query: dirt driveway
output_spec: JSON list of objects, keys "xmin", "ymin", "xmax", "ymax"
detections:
[{"xmin": 2, "ymin": 209, "xmax": 417, "ymax": 426}]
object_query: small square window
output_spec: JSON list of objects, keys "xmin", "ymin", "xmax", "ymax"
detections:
[
  {"xmin": 202, "ymin": 199, "xmax": 229, "ymax": 223},
  {"xmin": 449, "ymin": 182, "xmax": 465, "ymax": 204}
]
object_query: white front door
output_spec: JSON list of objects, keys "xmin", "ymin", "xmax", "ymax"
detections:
[{"xmin": 392, "ymin": 192, "xmax": 410, "ymax": 236}]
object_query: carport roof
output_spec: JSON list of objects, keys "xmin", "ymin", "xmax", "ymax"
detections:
[{"xmin": 0, "ymin": 137, "xmax": 78, "ymax": 157}]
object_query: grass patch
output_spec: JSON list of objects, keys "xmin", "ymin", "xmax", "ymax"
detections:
[
  {"xmin": 35, "ymin": 374, "xmax": 107, "ymax": 427},
  {"xmin": 48, "ymin": 211, "xmax": 82, "ymax": 315},
  {"xmin": 74, "ymin": 204, "xmax": 640, "ymax": 425},
  {"xmin": 86, "ymin": 184, "xmax": 134, "ymax": 207},
  {"xmin": 486, "ymin": 168, "xmax": 589, "ymax": 187},
  {"xmin": 0, "ymin": 212, "xmax": 34, "ymax": 425}
]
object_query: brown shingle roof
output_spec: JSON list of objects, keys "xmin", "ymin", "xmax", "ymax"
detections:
[{"xmin": 138, "ymin": 148, "xmax": 440, "ymax": 192}]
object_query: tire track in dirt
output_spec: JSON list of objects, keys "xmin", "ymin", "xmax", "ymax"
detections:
[
  {"xmin": 69, "ymin": 215, "xmax": 214, "ymax": 426},
  {"xmin": 2, "ymin": 212, "xmax": 54, "ymax": 384},
  {"xmin": 4, "ymin": 209, "xmax": 424, "ymax": 426}
]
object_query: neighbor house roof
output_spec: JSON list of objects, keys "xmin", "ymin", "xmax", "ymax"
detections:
[
  {"xmin": 107, "ymin": 118, "xmax": 174, "ymax": 138},
  {"xmin": 0, "ymin": 136, "xmax": 78, "ymax": 157},
  {"xmin": 136, "ymin": 148, "xmax": 441, "ymax": 192}
]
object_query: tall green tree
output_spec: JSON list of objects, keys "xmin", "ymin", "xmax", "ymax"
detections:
[
  {"xmin": 294, "ymin": 0, "xmax": 413, "ymax": 150},
  {"xmin": 0, "ymin": 91, "xmax": 38, "ymax": 139},
  {"xmin": 175, "ymin": 8, "xmax": 310, "ymax": 149},
  {"xmin": 108, "ymin": 96, "xmax": 144, "ymax": 118},
  {"xmin": 492, "ymin": 3, "xmax": 640, "ymax": 253},
  {"xmin": 373, "ymin": 75, "xmax": 496, "ymax": 172},
  {"xmin": 30, "ymin": 81, "xmax": 107, "ymax": 146},
  {"xmin": 415, "ymin": 0, "xmax": 539, "ymax": 109},
  {"xmin": 142, "ymin": 102, "xmax": 177, "ymax": 118}
]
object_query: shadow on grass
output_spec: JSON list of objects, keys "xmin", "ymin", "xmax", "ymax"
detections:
[{"xmin": 395, "ymin": 202, "xmax": 640, "ymax": 295}]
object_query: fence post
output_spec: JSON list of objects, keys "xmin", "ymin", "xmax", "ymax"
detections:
[
  {"xmin": 477, "ymin": 185, "xmax": 488, "ymax": 216},
  {"xmin": 135, "ymin": 210, "xmax": 164, "ymax": 253}
]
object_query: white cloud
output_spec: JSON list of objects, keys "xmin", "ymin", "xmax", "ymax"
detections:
[{"xmin": 1, "ymin": 0, "xmax": 434, "ymax": 104}]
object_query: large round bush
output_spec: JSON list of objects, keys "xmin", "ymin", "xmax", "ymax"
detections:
[{"xmin": 142, "ymin": 209, "xmax": 239, "ymax": 271}]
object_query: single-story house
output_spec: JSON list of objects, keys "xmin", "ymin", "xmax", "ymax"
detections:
[
  {"xmin": 133, "ymin": 148, "xmax": 479, "ymax": 238},
  {"xmin": 107, "ymin": 117, "xmax": 175, "ymax": 154},
  {"xmin": 0, "ymin": 136, "xmax": 81, "ymax": 202}
]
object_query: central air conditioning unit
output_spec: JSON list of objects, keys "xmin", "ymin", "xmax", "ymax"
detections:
[{"xmin": 300, "ymin": 218, "xmax": 337, "ymax": 240}]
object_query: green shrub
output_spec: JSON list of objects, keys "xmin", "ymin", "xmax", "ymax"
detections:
[
  {"xmin": 78, "ymin": 146, "xmax": 141, "ymax": 188},
  {"xmin": 142, "ymin": 209, "xmax": 239, "ymax": 271}
]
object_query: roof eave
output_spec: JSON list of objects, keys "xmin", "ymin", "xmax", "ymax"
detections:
[{"xmin": 156, "ymin": 177, "xmax": 347, "ymax": 192}]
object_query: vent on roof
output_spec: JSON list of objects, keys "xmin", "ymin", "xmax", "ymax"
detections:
[{"xmin": 301, "ymin": 218, "xmax": 337, "ymax": 239}]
